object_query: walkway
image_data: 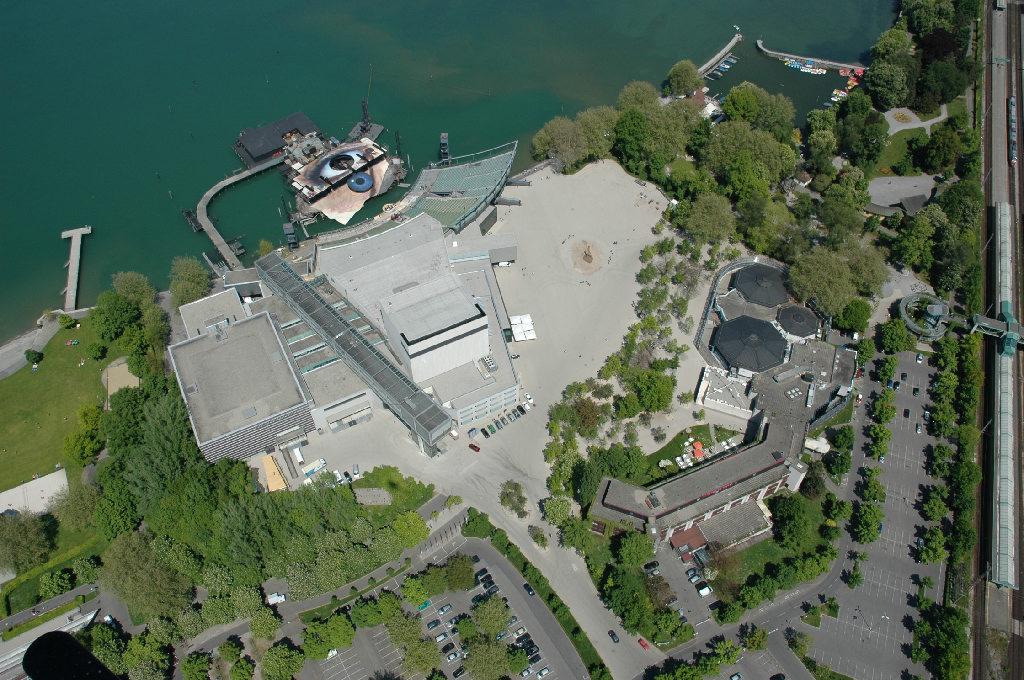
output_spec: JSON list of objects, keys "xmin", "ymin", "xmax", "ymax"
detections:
[
  {"xmin": 755, "ymin": 39, "xmax": 867, "ymax": 72},
  {"xmin": 884, "ymin": 104, "xmax": 949, "ymax": 134},
  {"xmin": 698, "ymin": 33, "xmax": 743, "ymax": 76},
  {"xmin": 196, "ymin": 157, "xmax": 283, "ymax": 270},
  {"xmin": 0, "ymin": 583, "xmax": 96, "ymax": 634},
  {"xmin": 60, "ymin": 226, "xmax": 91, "ymax": 311}
]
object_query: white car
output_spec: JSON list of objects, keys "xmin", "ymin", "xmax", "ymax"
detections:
[
  {"xmin": 524, "ymin": 392, "xmax": 534, "ymax": 405},
  {"xmin": 352, "ymin": 464, "xmax": 361, "ymax": 480},
  {"xmin": 326, "ymin": 649, "xmax": 338, "ymax": 659},
  {"xmin": 435, "ymin": 632, "xmax": 449, "ymax": 643},
  {"xmin": 537, "ymin": 668, "xmax": 551, "ymax": 678}
]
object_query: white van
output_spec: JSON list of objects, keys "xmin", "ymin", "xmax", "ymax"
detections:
[
  {"xmin": 291, "ymin": 447, "xmax": 304, "ymax": 465},
  {"xmin": 697, "ymin": 584, "xmax": 713, "ymax": 598}
]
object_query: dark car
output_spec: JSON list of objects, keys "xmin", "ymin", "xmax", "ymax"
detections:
[
  {"xmin": 913, "ymin": 386, "xmax": 920, "ymax": 396},
  {"xmin": 500, "ymin": 416, "xmax": 509, "ymax": 426},
  {"xmin": 893, "ymin": 380, "xmax": 902, "ymax": 390},
  {"xmin": 517, "ymin": 405, "xmax": 527, "ymax": 416},
  {"xmin": 515, "ymin": 634, "xmax": 531, "ymax": 645},
  {"xmin": 471, "ymin": 554, "xmax": 481, "ymax": 563},
  {"xmin": 475, "ymin": 568, "xmax": 489, "ymax": 580},
  {"xmin": 495, "ymin": 420, "xmax": 503, "ymax": 430},
  {"xmin": 481, "ymin": 428, "xmax": 491, "ymax": 438},
  {"xmin": 901, "ymin": 372, "xmax": 907, "ymax": 380},
  {"xmin": 523, "ymin": 583, "xmax": 536, "ymax": 596},
  {"xmin": 427, "ymin": 619, "xmax": 441, "ymax": 630},
  {"xmin": 608, "ymin": 630, "xmax": 620, "ymax": 643},
  {"xmin": 472, "ymin": 593, "xmax": 487, "ymax": 605},
  {"xmin": 903, "ymin": 408, "xmax": 910, "ymax": 418},
  {"xmin": 453, "ymin": 668, "xmax": 466, "ymax": 679},
  {"xmin": 485, "ymin": 584, "xmax": 500, "ymax": 597},
  {"xmin": 442, "ymin": 642, "xmax": 456, "ymax": 654},
  {"xmin": 529, "ymin": 653, "xmax": 542, "ymax": 665},
  {"xmin": 469, "ymin": 443, "xmax": 481, "ymax": 452},
  {"xmin": 643, "ymin": 560, "xmax": 660, "ymax": 575}
]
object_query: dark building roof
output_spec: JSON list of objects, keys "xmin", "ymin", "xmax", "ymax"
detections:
[
  {"xmin": 777, "ymin": 304, "xmax": 819, "ymax": 337},
  {"xmin": 731, "ymin": 264, "xmax": 789, "ymax": 307},
  {"xmin": 237, "ymin": 112, "xmax": 320, "ymax": 161},
  {"xmin": 714, "ymin": 316, "xmax": 787, "ymax": 372},
  {"xmin": 900, "ymin": 194, "xmax": 929, "ymax": 216}
]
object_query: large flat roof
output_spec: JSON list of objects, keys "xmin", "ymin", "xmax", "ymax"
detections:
[
  {"xmin": 169, "ymin": 312, "xmax": 309, "ymax": 444},
  {"xmin": 179, "ymin": 289, "xmax": 246, "ymax": 339},
  {"xmin": 382, "ymin": 274, "xmax": 484, "ymax": 346}
]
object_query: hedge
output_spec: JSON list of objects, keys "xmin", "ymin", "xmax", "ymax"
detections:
[
  {"xmin": 0, "ymin": 537, "xmax": 101, "ymax": 616},
  {"xmin": 1, "ymin": 592, "xmax": 96, "ymax": 641}
]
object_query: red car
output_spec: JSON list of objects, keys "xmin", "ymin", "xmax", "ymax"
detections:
[
  {"xmin": 469, "ymin": 443, "xmax": 481, "ymax": 452},
  {"xmin": 637, "ymin": 638, "xmax": 651, "ymax": 650}
]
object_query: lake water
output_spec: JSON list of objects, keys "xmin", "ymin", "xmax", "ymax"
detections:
[{"xmin": 0, "ymin": 0, "xmax": 894, "ymax": 341}]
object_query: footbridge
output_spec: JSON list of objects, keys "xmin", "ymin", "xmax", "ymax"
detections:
[
  {"xmin": 60, "ymin": 226, "xmax": 91, "ymax": 311},
  {"xmin": 196, "ymin": 157, "xmax": 284, "ymax": 270}
]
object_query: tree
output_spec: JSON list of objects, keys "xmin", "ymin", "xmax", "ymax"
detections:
[
  {"xmin": 576, "ymin": 106, "xmax": 619, "ymax": 161},
  {"xmin": 393, "ymin": 511, "xmax": 429, "ymax": 548},
  {"xmin": 878, "ymin": 318, "xmax": 915, "ymax": 354},
  {"xmin": 72, "ymin": 555, "xmax": 100, "ymax": 584},
  {"xmin": 181, "ymin": 652, "xmax": 212, "ymax": 680},
  {"xmin": 0, "ymin": 513, "xmax": 51, "ymax": 573},
  {"xmin": 80, "ymin": 623, "xmax": 129, "ymax": 675},
  {"xmin": 112, "ymin": 271, "xmax": 157, "ymax": 307},
  {"xmin": 446, "ymin": 554, "xmax": 475, "ymax": 591},
  {"xmin": 617, "ymin": 81, "xmax": 660, "ymax": 112},
  {"xmin": 849, "ymin": 502, "xmax": 884, "ymax": 543},
  {"xmin": 864, "ymin": 62, "xmax": 910, "ymax": 110},
  {"xmin": 722, "ymin": 82, "xmax": 796, "ymax": 143},
  {"xmin": 542, "ymin": 496, "xmax": 573, "ymax": 527},
  {"xmin": 741, "ymin": 625, "xmax": 768, "ymax": 651},
  {"xmin": 835, "ymin": 298, "xmax": 872, "ymax": 333},
  {"xmin": 684, "ymin": 192, "xmax": 736, "ymax": 244},
  {"xmin": 531, "ymin": 116, "xmax": 586, "ymax": 169},
  {"xmin": 169, "ymin": 256, "xmax": 211, "ymax": 308},
  {"xmin": 830, "ymin": 426, "xmax": 855, "ymax": 453},
  {"xmin": 879, "ymin": 355, "xmax": 899, "ymax": 384},
  {"xmin": 768, "ymin": 494, "xmax": 814, "ymax": 551},
  {"xmin": 616, "ymin": 532, "xmax": 654, "ymax": 567},
  {"xmin": 303, "ymin": 612, "xmax": 355, "ymax": 658},
  {"xmin": 788, "ymin": 630, "xmax": 812, "ymax": 658},
  {"xmin": 613, "ymin": 108, "xmax": 656, "ymax": 177},
  {"xmin": 824, "ymin": 449, "xmax": 852, "ymax": 478},
  {"xmin": 857, "ymin": 467, "xmax": 887, "ymax": 503},
  {"xmin": 91, "ymin": 291, "xmax": 141, "ymax": 342},
  {"xmin": 918, "ymin": 525, "xmax": 948, "ymax": 564},
  {"xmin": 872, "ymin": 27, "xmax": 915, "ymax": 61},
  {"xmin": 508, "ymin": 647, "xmax": 530, "ymax": 674},
  {"xmin": 847, "ymin": 245, "xmax": 888, "ymax": 297},
  {"xmin": 922, "ymin": 486, "xmax": 950, "ymax": 522},
  {"xmin": 499, "ymin": 480, "xmax": 528, "ymax": 518},
  {"xmin": 473, "ymin": 595, "xmax": 512, "ymax": 637},
  {"xmin": 847, "ymin": 561, "xmax": 864, "ymax": 588},
  {"xmin": 667, "ymin": 59, "xmax": 701, "ymax": 95},
  {"xmin": 63, "ymin": 428, "xmax": 103, "ymax": 465},
  {"xmin": 464, "ymin": 638, "xmax": 512, "ymax": 680},
  {"xmin": 100, "ymin": 532, "xmax": 191, "ymax": 621},
  {"xmin": 701, "ymin": 120, "xmax": 796, "ymax": 182},
  {"xmin": 920, "ymin": 123, "xmax": 963, "ymax": 173},
  {"xmin": 456, "ymin": 617, "xmax": 478, "ymax": 639},
  {"xmin": 788, "ymin": 246, "xmax": 856, "ymax": 317},
  {"xmin": 630, "ymin": 369, "xmax": 676, "ymax": 412},
  {"xmin": 50, "ymin": 482, "xmax": 100, "ymax": 532},
  {"xmin": 350, "ymin": 598, "xmax": 385, "ymax": 628},
  {"xmin": 402, "ymin": 576, "xmax": 430, "ymax": 606},
  {"xmin": 218, "ymin": 638, "xmax": 243, "ymax": 664},
  {"xmin": 836, "ymin": 91, "xmax": 889, "ymax": 167},
  {"xmin": 24, "ymin": 348, "xmax": 44, "ymax": 364},
  {"xmin": 250, "ymin": 605, "xmax": 281, "ymax": 640},
  {"xmin": 262, "ymin": 640, "xmax": 305, "ymax": 680},
  {"xmin": 230, "ymin": 657, "xmax": 255, "ymax": 680},
  {"xmin": 823, "ymin": 493, "xmax": 852, "ymax": 522}
]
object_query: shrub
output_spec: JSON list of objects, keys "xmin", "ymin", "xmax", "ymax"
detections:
[
  {"xmin": 86, "ymin": 342, "xmax": 107, "ymax": 361},
  {"xmin": 58, "ymin": 314, "xmax": 77, "ymax": 329},
  {"xmin": 24, "ymin": 349, "xmax": 43, "ymax": 364}
]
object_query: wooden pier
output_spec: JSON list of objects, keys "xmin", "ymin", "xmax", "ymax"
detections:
[
  {"xmin": 755, "ymin": 39, "xmax": 867, "ymax": 72},
  {"xmin": 196, "ymin": 157, "xmax": 283, "ymax": 270},
  {"xmin": 699, "ymin": 33, "xmax": 743, "ymax": 76},
  {"xmin": 60, "ymin": 226, "xmax": 91, "ymax": 311}
]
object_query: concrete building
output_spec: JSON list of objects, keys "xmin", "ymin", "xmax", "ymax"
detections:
[{"xmin": 178, "ymin": 288, "xmax": 246, "ymax": 340}]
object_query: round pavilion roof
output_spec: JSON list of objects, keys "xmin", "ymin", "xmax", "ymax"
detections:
[
  {"xmin": 731, "ymin": 264, "xmax": 789, "ymax": 307},
  {"xmin": 714, "ymin": 316, "xmax": 787, "ymax": 372},
  {"xmin": 776, "ymin": 304, "xmax": 819, "ymax": 338}
]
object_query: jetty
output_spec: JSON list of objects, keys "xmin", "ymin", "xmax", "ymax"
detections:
[
  {"xmin": 699, "ymin": 33, "xmax": 743, "ymax": 76},
  {"xmin": 196, "ymin": 157, "xmax": 283, "ymax": 270},
  {"xmin": 756, "ymin": 39, "xmax": 867, "ymax": 72},
  {"xmin": 60, "ymin": 226, "xmax": 91, "ymax": 311}
]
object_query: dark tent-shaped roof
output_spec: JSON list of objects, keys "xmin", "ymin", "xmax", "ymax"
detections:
[
  {"xmin": 777, "ymin": 304, "xmax": 819, "ymax": 337},
  {"xmin": 731, "ymin": 264, "xmax": 789, "ymax": 307},
  {"xmin": 714, "ymin": 316, "xmax": 787, "ymax": 372}
]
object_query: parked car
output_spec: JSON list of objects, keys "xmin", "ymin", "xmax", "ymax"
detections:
[
  {"xmin": 485, "ymin": 585, "xmax": 500, "ymax": 596},
  {"xmin": 900, "ymin": 372, "xmax": 907, "ymax": 380},
  {"xmin": 916, "ymin": 353, "xmax": 924, "ymax": 363},
  {"xmin": 688, "ymin": 572, "xmax": 701, "ymax": 584},
  {"xmin": 453, "ymin": 667, "xmax": 467, "ymax": 678},
  {"xmin": 447, "ymin": 651, "xmax": 461, "ymax": 662},
  {"xmin": 500, "ymin": 416, "xmax": 508, "ymax": 426},
  {"xmin": 894, "ymin": 380, "xmax": 902, "ymax": 390},
  {"xmin": 643, "ymin": 560, "xmax": 660, "ymax": 575},
  {"xmin": 495, "ymin": 420, "xmax": 503, "ymax": 430},
  {"xmin": 515, "ymin": 633, "xmax": 531, "ymax": 645},
  {"xmin": 537, "ymin": 668, "xmax": 550, "ymax": 678},
  {"xmin": 913, "ymin": 387, "xmax": 920, "ymax": 396},
  {"xmin": 916, "ymin": 423, "xmax": 922, "ymax": 434},
  {"xmin": 608, "ymin": 630, "xmax": 620, "ymax": 643},
  {"xmin": 529, "ymin": 653, "xmax": 542, "ymax": 665},
  {"xmin": 438, "ymin": 604, "xmax": 454, "ymax": 615},
  {"xmin": 517, "ymin": 404, "xmax": 527, "ymax": 416},
  {"xmin": 523, "ymin": 582, "xmax": 536, "ymax": 596},
  {"xmin": 472, "ymin": 593, "xmax": 487, "ymax": 605},
  {"xmin": 638, "ymin": 638, "xmax": 651, "ymax": 650},
  {"xmin": 427, "ymin": 619, "xmax": 441, "ymax": 630},
  {"xmin": 697, "ymin": 583, "xmax": 713, "ymax": 597},
  {"xmin": 448, "ymin": 616, "xmax": 460, "ymax": 628},
  {"xmin": 522, "ymin": 402, "xmax": 531, "ymax": 411},
  {"xmin": 481, "ymin": 428, "xmax": 491, "ymax": 438},
  {"xmin": 487, "ymin": 424, "xmax": 497, "ymax": 434},
  {"xmin": 435, "ymin": 632, "xmax": 449, "ymax": 643},
  {"xmin": 513, "ymin": 627, "xmax": 527, "ymax": 637},
  {"xmin": 519, "ymin": 669, "xmax": 533, "ymax": 678},
  {"xmin": 730, "ymin": 674, "xmax": 742, "ymax": 680},
  {"xmin": 469, "ymin": 443, "xmax": 481, "ymax": 452},
  {"xmin": 525, "ymin": 392, "xmax": 534, "ymax": 404},
  {"xmin": 468, "ymin": 428, "xmax": 478, "ymax": 438},
  {"xmin": 442, "ymin": 642, "xmax": 456, "ymax": 654}
]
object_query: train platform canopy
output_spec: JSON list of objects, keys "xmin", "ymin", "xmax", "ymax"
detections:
[
  {"xmin": 731, "ymin": 263, "xmax": 789, "ymax": 307},
  {"xmin": 236, "ymin": 112, "xmax": 320, "ymax": 165},
  {"xmin": 714, "ymin": 315, "xmax": 787, "ymax": 373}
]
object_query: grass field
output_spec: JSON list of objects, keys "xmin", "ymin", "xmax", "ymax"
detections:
[
  {"xmin": 648, "ymin": 423, "xmax": 741, "ymax": 475},
  {"xmin": 0, "ymin": 315, "xmax": 116, "ymax": 492},
  {"xmin": 874, "ymin": 128, "xmax": 928, "ymax": 177}
]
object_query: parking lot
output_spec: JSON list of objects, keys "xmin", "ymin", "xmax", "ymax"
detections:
[
  {"xmin": 306, "ymin": 542, "xmax": 581, "ymax": 680},
  {"xmin": 804, "ymin": 350, "xmax": 944, "ymax": 680},
  {"xmin": 652, "ymin": 548, "xmax": 715, "ymax": 633}
]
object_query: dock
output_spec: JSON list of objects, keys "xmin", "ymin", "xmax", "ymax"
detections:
[
  {"xmin": 755, "ymin": 39, "xmax": 867, "ymax": 72},
  {"xmin": 699, "ymin": 32, "xmax": 743, "ymax": 76},
  {"xmin": 196, "ymin": 157, "xmax": 283, "ymax": 270},
  {"xmin": 60, "ymin": 226, "xmax": 91, "ymax": 311}
]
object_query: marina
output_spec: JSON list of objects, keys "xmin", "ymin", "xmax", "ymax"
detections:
[
  {"xmin": 755, "ymin": 38, "xmax": 867, "ymax": 73},
  {"xmin": 60, "ymin": 226, "xmax": 91, "ymax": 311},
  {"xmin": 698, "ymin": 31, "xmax": 743, "ymax": 76}
]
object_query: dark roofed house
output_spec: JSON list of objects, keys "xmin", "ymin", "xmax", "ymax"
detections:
[
  {"xmin": 900, "ymin": 194, "xmax": 929, "ymax": 217},
  {"xmin": 236, "ymin": 112, "xmax": 320, "ymax": 166},
  {"xmin": 714, "ymin": 315, "xmax": 787, "ymax": 373},
  {"xmin": 776, "ymin": 304, "xmax": 819, "ymax": 338},
  {"xmin": 731, "ymin": 264, "xmax": 789, "ymax": 307}
]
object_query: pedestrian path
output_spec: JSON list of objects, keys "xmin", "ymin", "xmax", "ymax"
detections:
[{"xmin": 884, "ymin": 104, "xmax": 948, "ymax": 135}]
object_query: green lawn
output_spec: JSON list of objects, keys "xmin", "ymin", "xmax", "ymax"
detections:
[
  {"xmin": 648, "ymin": 423, "xmax": 741, "ymax": 477},
  {"xmin": 0, "ymin": 316, "xmax": 116, "ymax": 492},
  {"xmin": 353, "ymin": 466, "xmax": 434, "ymax": 515},
  {"xmin": 668, "ymin": 157, "xmax": 695, "ymax": 177},
  {"xmin": 874, "ymin": 128, "xmax": 928, "ymax": 177},
  {"xmin": 947, "ymin": 96, "xmax": 967, "ymax": 121},
  {"xmin": 808, "ymin": 396, "xmax": 855, "ymax": 438}
]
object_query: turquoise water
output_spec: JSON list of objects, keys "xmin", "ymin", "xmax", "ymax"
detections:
[{"xmin": 0, "ymin": 1, "xmax": 894, "ymax": 341}]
